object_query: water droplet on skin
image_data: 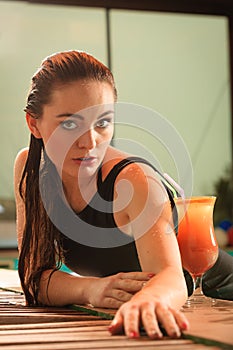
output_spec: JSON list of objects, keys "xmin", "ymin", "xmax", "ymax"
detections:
[{"xmin": 152, "ymin": 230, "xmax": 160, "ymax": 238}]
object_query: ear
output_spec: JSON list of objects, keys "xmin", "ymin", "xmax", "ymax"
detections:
[{"xmin": 26, "ymin": 113, "xmax": 42, "ymax": 139}]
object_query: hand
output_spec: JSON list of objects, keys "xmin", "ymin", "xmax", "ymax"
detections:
[
  {"xmin": 87, "ymin": 272, "xmax": 155, "ymax": 309},
  {"xmin": 108, "ymin": 290, "xmax": 189, "ymax": 338}
]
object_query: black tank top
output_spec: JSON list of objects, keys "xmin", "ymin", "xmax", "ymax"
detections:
[{"xmin": 57, "ymin": 157, "xmax": 177, "ymax": 277}]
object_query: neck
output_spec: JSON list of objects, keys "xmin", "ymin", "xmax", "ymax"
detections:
[{"xmin": 61, "ymin": 170, "xmax": 98, "ymax": 213}]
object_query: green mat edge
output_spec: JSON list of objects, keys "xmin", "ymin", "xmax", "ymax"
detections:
[
  {"xmin": 182, "ymin": 332, "xmax": 233, "ymax": 350},
  {"xmin": 69, "ymin": 304, "xmax": 115, "ymax": 320}
]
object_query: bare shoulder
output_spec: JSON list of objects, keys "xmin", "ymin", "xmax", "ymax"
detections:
[
  {"xmin": 105, "ymin": 147, "xmax": 166, "ymax": 199},
  {"xmin": 105, "ymin": 146, "xmax": 161, "ymax": 185},
  {"xmin": 14, "ymin": 148, "xmax": 29, "ymax": 192},
  {"xmin": 14, "ymin": 149, "xmax": 29, "ymax": 250},
  {"xmin": 102, "ymin": 146, "xmax": 129, "ymax": 178},
  {"xmin": 104, "ymin": 146, "xmax": 130, "ymax": 165},
  {"xmin": 14, "ymin": 148, "xmax": 28, "ymax": 174}
]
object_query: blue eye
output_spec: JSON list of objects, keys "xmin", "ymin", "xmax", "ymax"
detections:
[{"xmin": 61, "ymin": 120, "xmax": 78, "ymax": 130}]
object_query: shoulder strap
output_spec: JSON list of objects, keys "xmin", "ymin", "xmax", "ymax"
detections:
[{"xmin": 97, "ymin": 156, "xmax": 178, "ymax": 234}]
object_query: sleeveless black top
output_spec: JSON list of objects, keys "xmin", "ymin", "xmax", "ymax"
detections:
[{"xmin": 55, "ymin": 157, "xmax": 176, "ymax": 277}]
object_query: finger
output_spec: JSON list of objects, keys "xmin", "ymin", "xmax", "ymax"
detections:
[
  {"xmin": 140, "ymin": 302, "xmax": 163, "ymax": 339},
  {"xmin": 172, "ymin": 309, "xmax": 189, "ymax": 331},
  {"xmin": 119, "ymin": 272, "xmax": 155, "ymax": 281},
  {"xmin": 102, "ymin": 297, "xmax": 124, "ymax": 309},
  {"xmin": 110, "ymin": 288, "xmax": 133, "ymax": 302},
  {"xmin": 108, "ymin": 309, "xmax": 124, "ymax": 335},
  {"xmin": 116, "ymin": 278, "xmax": 147, "ymax": 293},
  {"xmin": 122, "ymin": 304, "xmax": 140, "ymax": 338},
  {"xmin": 156, "ymin": 305, "xmax": 181, "ymax": 338}
]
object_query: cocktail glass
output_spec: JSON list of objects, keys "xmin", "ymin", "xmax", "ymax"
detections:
[{"xmin": 175, "ymin": 196, "xmax": 218, "ymax": 307}]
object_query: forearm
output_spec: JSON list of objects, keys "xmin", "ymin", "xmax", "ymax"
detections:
[{"xmin": 38, "ymin": 269, "xmax": 98, "ymax": 306}]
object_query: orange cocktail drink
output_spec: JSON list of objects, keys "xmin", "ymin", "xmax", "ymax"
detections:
[{"xmin": 175, "ymin": 196, "xmax": 218, "ymax": 278}]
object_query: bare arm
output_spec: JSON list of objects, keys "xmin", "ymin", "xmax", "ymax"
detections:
[
  {"xmin": 38, "ymin": 269, "xmax": 153, "ymax": 307},
  {"xmin": 110, "ymin": 163, "xmax": 189, "ymax": 337}
]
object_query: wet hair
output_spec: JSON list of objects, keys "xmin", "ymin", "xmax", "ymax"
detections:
[
  {"xmin": 18, "ymin": 50, "xmax": 117, "ymax": 305},
  {"xmin": 24, "ymin": 50, "xmax": 117, "ymax": 117}
]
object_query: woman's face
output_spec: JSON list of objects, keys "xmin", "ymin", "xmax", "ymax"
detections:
[{"xmin": 33, "ymin": 80, "xmax": 115, "ymax": 179}]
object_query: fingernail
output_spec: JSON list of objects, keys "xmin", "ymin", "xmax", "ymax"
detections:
[
  {"xmin": 171, "ymin": 330, "xmax": 180, "ymax": 338},
  {"xmin": 108, "ymin": 325, "xmax": 114, "ymax": 332},
  {"xmin": 150, "ymin": 330, "xmax": 162, "ymax": 338},
  {"xmin": 181, "ymin": 322, "xmax": 188, "ymax": 330},
  {"xmin": 129, "ymin": 331, "xmax": 139, "ymax": 338},
  {"xmin": 148, "ymin": 273, "xmax": 155, "ymax": 279},
  {"xmin": 108, "ymin": 321, "xmax": 118, "ymax": 333}
]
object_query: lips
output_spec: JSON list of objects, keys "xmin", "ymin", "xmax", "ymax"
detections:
[{"xmin": 71, "ymin": 156, "xmax": 97, "ymax": 166}]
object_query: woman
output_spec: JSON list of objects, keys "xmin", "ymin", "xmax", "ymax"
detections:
[{"xmin": 14, "ymin": 50, "xmax": 190, "ymax": 338}]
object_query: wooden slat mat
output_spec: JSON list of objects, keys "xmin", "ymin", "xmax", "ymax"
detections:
[
  {"xmin": 182, "ymin": 300, "xmax": 233, "ymax": 349},
  {"xmin": 0, "ymin": 289, "xmax": 221, "ymax": 350},
  {"xmin": 70, "ymin": 303, "xmax": 233, "ymax": 349}
]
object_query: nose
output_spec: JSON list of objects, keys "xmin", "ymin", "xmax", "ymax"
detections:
[{"xmin": 77, "ymin": 128, "xmax": 97, "ymax": 150}]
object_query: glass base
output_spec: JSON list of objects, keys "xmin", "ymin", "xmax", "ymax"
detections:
[{"xmin": 184, "ymin": 287, "xmax": 216, "ymax": 308}]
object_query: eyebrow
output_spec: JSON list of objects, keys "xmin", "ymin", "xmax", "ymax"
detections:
[{"xmin": 55, "ymin": 110, "xmax": 114, "ymax": 120}]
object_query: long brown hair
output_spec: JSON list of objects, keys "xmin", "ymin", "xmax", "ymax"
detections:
[{"xmin": 18, "ymin": 51, "xmax": 117, "ymax": 305}]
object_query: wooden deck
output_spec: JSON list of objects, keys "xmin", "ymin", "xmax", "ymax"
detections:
[{"xmin": 0, "ymin": 269, "xmax": 232, "ymax": 350}]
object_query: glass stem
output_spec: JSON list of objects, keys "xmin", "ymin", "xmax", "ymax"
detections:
[
  {"xmin": 192, "ymin": 276, "xmax": 198, "ymax": 291},
  {"xmin": 193, "ymin": 275, "xmax": 204, "ymax": 296},
  {"xmin": 198, "ymin": 276, "xmax": 204, "ymax": 295}
]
